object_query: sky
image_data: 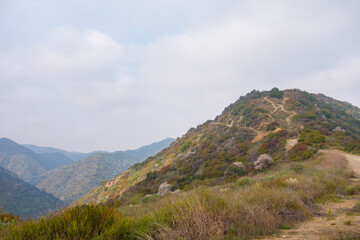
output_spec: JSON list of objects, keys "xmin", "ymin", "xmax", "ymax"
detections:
[{"xmin": 0, "ymin": 0, "xmax": 360, "ymax": 152}]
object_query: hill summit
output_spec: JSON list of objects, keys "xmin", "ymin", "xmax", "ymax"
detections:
[{"xmin": 79, "ymin": 88, "xmax": 360, "ymax": 204}]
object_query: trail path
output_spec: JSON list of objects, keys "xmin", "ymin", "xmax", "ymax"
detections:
[
  {"xmin": 259, "ymin": 150, "xmax": 360, "ymax": 240},
  {"xmin": 264, "ymin": 97, "xmax": 297, "ymax": 126}
]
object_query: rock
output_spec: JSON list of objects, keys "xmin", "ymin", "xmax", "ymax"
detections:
[
  {"xmin": 232, "ymin": 161, "xmax": 244, "ymax": 168},
  {"xmin": 144, "ymin": 194, "xmax": 153, "ymax": 198},
  {"xmin": 158, "ymin": 182, "xmax": 172, "ymax": 196},
  {"xmin": 254, "ymin": 154, "xmax": 273, "ymax": 171},
  {"xmin": 333, "ymin": 126, "xmax": 345, "ymax": 132}
]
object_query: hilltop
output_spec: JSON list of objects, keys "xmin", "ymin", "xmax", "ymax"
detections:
[{"xmin": 80, "ymin": 88, "xmax": 360, "ymax": 204}]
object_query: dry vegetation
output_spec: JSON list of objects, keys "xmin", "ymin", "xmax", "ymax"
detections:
[{"xmin": 3, "ymin": 152, "xmax": 357, "ymax": 240}]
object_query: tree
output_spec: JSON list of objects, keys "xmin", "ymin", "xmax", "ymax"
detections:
[{"xmin": 269, "ymin": 87, "xmax": 284, "ymax": 98}]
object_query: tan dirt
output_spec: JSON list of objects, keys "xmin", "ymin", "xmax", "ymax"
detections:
[
  {"xmin": 258, "ymin": 150, "xmax": 360, "ymax": 240},
  {"xmin": 285, "ymin": 139, "xmax": 298, "ymax": 151}
]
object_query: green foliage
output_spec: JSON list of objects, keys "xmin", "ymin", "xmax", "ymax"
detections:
[
  {"xmin": 353, "ymin": 202, "xmax": 360, "ymax": 212},
  {"xmin": 287, "ymin": 143, "xmax": 317, "ymax": 161},
  {"xmin": 344, "ymin": 185, "xmax": 360, "ymax": 196},
  {"xmin": 0, "ymin": 212, "xmax": 20, "ymax": 224},
  {"xmin": 0, "ymin": 167, "xmax": 64, "ymax": 219},
  {"xmin": 266, "ymin": 121, "xmax": 280, "ymax": 131},
  {"xmin": 224, "ymin": 164, "xmax": 245, "ymax": 177},
  {"xmin": 7, "ymin": 205, "xmax": 133, "ymax": 240},
  {"xmin": 298, "ymin": 128, "xmax": 325, "ymax": 146},
  {"xmin": 290, "ymin": 164, "xmax": 304, "ymax": 173},
  {"xmin": 236, "ymin": 177, "xmax": 256, "ymax": 187},
  {"xmin": 232, "ymin": 101, "xmax": 247, "ymax": 116},
  {"xmin": 269, "ymin": 87, "xmax": 284, "ymax": 98},
  {"xmin": 180, "ymin": 141, "xmax": 190, "ymax": 153},
  {"xmin": 344, "ymin": 140, "xmax": 360, "ymax": 154},
  {"xmin": 259, "ymin": 130, "xmax": 288, "ymax": 155}
]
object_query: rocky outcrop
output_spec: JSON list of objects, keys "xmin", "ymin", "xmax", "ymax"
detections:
[
  {"xmin": 254, "ymin": 154, "xmax": 273, "ymax": 171},
  {"xmin": 158, "ymin": 182, "xmax": 172, "ymax": 196},
  {"xmin": 333, "ymin": 126, "xmax": 345, "ymax": 132},
  {"xmin": 232, "ymin": 162, "xmax": 244, "ymax": 168}
]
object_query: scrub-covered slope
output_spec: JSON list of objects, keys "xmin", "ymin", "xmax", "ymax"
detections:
[
  {"xmin": 37, "ymin": 138, "xmax": 174, "ymax": 203},
  {"xmin": 80, "ymin": 89, "xmax": 360, "ymax": 204}
]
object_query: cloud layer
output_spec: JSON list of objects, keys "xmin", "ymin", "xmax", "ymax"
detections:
[{"xmin": 1, "ymin": 0, "xmax": 360, "ymax": 151}]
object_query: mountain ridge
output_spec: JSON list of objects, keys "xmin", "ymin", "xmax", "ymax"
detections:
[{"xmin": 79, "ymin": 88, "xmax": 360, "ymax": 205}]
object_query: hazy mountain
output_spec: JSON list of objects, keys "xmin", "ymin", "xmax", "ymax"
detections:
[
  {"xmin": 0, "ymin": 138, "xmax": 47, "ymax": 183},
  {"xmin": 79, "ymin": 89, "xmax": 360, "ymax": 204},
  {"xmin": 37, "ymin": 138, "xmax": 175, "ymax": 203},
  {"xmin": 22, "ymin": 144, "xmax": 98, "ymax": 162},
  {"xmin": 0, "ymin": 166, "xmax": 64, "ymax": 218},
  {"xmin": 0, "ymin": 138, "xmax": 75, "ymax": 183}
]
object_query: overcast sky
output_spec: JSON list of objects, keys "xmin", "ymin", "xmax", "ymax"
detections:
[{"xmin": 0, "ymin": 0, "xmax": 359, "ymax": 152}]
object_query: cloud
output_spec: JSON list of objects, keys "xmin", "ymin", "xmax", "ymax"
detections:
[{"xmin": 0, "ymin": 1, "xmax": 360, "ymax": 151}]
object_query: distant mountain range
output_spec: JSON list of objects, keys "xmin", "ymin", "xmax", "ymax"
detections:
[
  {"xmin": 36, "ymin": 138, "xmax": 175, "ymax": 203},
  {"xmin": 22, "ymin": 144, "xmax": 98, "ymax": 162},
  {"xmin": 0, "ymin": 166, "xmax": 64, "ymax": 218},
  {"xmin": 0, "ymin": 138, "xmax": 72, "ymax": 183}
]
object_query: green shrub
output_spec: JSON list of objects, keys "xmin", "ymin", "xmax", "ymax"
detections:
[
  {"xmin": 237, "ymin": 177, "xmax": 256, "ymax": 187},
  {"xmin": 269, "ymin": 87, "xmax": 284, "ymax": 98},
  {"xmin": 298, "ymin": 128, "xmax": 325, "ymax": 146},
  {"xmin": 180, "ymin": 141, "xmax": 191, "ymax": 153},
  {"xmin": 353, "ymin": 202, "xmax": 360, "ymax": 212},
  {"xmin": 344, "ymin": 185, "xmax": 360, "ymax": 196},
  {"xmin": 291, "ymin": 164, "xmax": 304, "ymax": 173},
  {"xmin": 7, "ymin": 205, "xmax": 133, "ymax": 240},
  {"xmin": 224, "ymin": 164, "xmax": 245, "ymax": 177},
  {"xmin": 288, "ymin": 143, "xmax": 317, "ymax": 161}
]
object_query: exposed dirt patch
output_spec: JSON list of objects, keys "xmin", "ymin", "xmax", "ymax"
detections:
[
  {"xmin": 259, "ymin": 151, "xmax": 360, "ymax": 240},
  {"xmin": 285, "ymin": 139, "xmax": 298, "ymax": 151}
]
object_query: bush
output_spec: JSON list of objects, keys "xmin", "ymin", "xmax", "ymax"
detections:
[
  {"xmin": 298, "ymin": 128, "xmax": 325, "ymax": 146},
  {"xmin": 288, "ymin": 143, "xmax": 317, "ymax": 161},
  {"xmin": 291, "ymin": 164, "xmax": 304, "ymax": 173},
  {"xmin": 269, "ymin": 88, "xmax": 284, "ymax": 98},
  {"xmin": 344, "ymin": 185, "xmax": 360, "ymax": 196},
  {"xmin": 7, "ymin": 205, "xmax": 133, "ymax": 240},
  {"xmin": 237, "ymin": 177, "xmax": 256, "ymax": 188},
  {"xmin": 224, "ymin": 164, "xmax": 245, "ymax": 177}
]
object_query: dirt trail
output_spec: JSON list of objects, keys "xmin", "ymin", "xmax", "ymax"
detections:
[
  {"xmin": 264, "ymin": 97, "xmax": 297, "ymax": 126},
  {"xmin": 259, "ymin": 151, "xmax": 360, "ymax": 240}
]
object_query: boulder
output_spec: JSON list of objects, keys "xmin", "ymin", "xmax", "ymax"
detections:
[
  {"xmin": 232, "ymin": 161, "xmax": 244, "ymax": 168},
  {"xmin": 158, "ymin": 182, "xmax": 172, "ymax": 196},
  {"xmin": 333, "ymin": 126, "xmax": 345, "ymax": 132},
  {"xmin": 254, "ymin": 154, "xmax": 273, "ymax": 171}
]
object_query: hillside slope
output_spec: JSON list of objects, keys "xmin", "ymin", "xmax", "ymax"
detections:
[
  {"xmin": 0, "ymin": 166, "xmax": 64, "ymax": 218},
  {"xmin": 37, "ymin": 138, "xmax": 174, "ymax": 203},
  {"xmin": 0, "ymin": 138, "xmax": 47, "ymax": 183},
  {"xmin": 80, "ymin": 89, "xmax": 360, "ymax": 204},
  {"xmin": 0, "ymin": 138, "xmax": 77, "ymax": 183}
]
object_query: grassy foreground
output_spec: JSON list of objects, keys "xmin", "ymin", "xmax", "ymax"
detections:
[{"xmin": 2, "ymin": 154, "xmax": 357, "ymax": 240}]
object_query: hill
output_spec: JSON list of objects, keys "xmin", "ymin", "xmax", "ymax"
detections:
[
  {"xmin": 22, "ymin": 144, "xmax": 97, "ymax": 162},
  {"xmin": 0, "ymin": 166, "xmax": 64, "ymax": 218},
  {"xmin": 36, "ymin": 138, "xmax": 175, "ymax": 203},
  {"xmin": 79, "ymin": 88, "xmax": 360, "ymax": 204},
  {"xmin": 0, "ymin": 138, "xmax": 74, "ymax": 183}
]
